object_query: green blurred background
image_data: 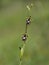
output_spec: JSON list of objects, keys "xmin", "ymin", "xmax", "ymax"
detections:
[{"xmin": 0, "ymin": 0, "xmax": 49, "ymax": 65}]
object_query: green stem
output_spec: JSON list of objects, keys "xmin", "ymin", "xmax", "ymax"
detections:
[
  {"xmin": 19, "ymin": 60, "xmax": 22, "ymax": 65},
  {"xmin": 19, "ymin": 43, "xmax": 26, "ymax": 65}
]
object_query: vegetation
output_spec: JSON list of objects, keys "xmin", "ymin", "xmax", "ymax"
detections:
[{"xmin": 0, "ymin": 0, "xmax": 49, "ymax": 65}]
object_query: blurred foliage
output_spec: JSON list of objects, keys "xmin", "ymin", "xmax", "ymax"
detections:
[{"xmin": 0, "ymin": 0, "xmax": 49, "ymax": 65}]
